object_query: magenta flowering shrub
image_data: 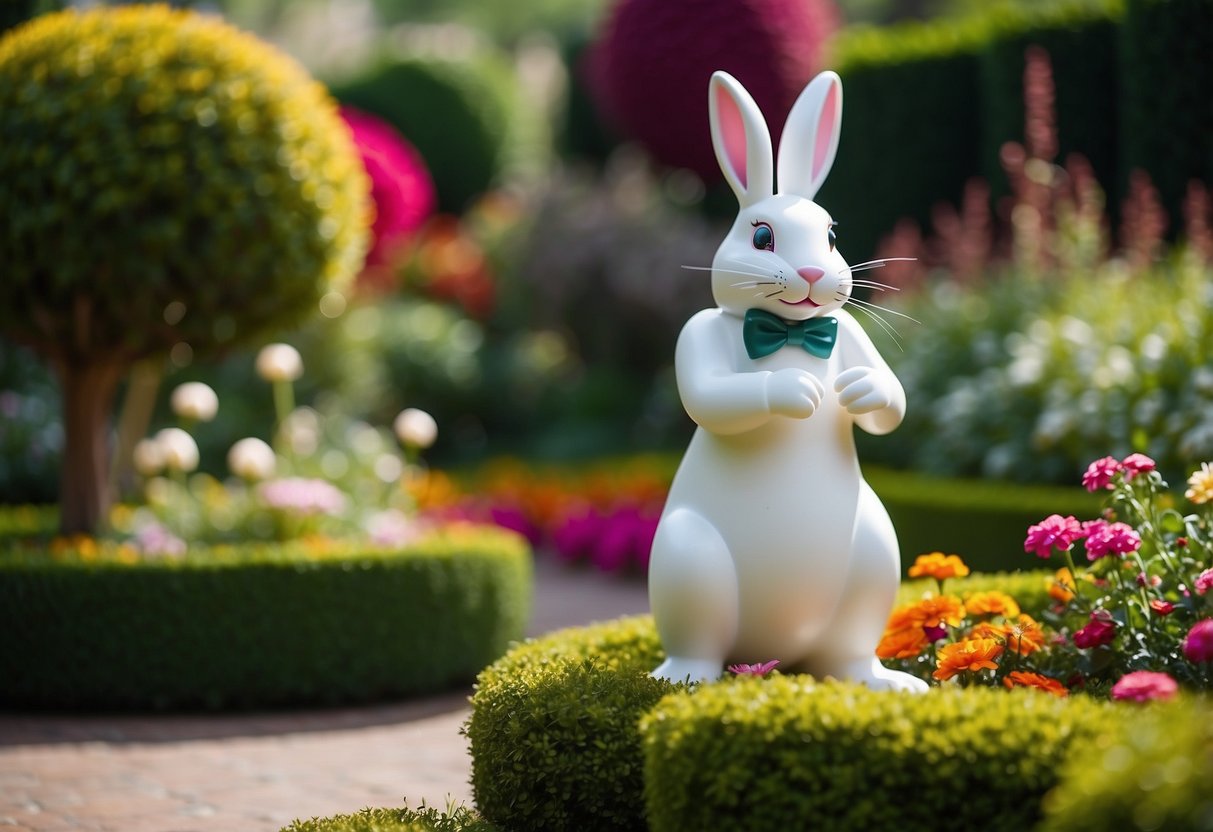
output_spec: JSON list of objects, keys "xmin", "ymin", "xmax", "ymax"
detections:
[
  {"xmin": 1024, "ymin": 454, "xmax": 1213, "ymax": 695},
  {"xmin": 551, "ymin": 503, "xmax": 659, "ymax": 573}
]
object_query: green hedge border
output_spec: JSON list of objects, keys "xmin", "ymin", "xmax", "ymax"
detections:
[
  {"xmin": 466, "ymin": 610, "xmax": 1210, "ymax": 832},
  {"xmin": 0, "ymin": 526, "xmax": 532, "ymax": 710},
  {"xmin": 281, "ymin": 805, "xmax": 499, "ymax": 832}
]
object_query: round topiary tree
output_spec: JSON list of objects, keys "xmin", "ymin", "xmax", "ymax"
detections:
[
  {"xmin": 589, "ymin": 0, "xmax": 842, "ymax": 181},
  {"xmin": 0, "ymin": 6, "xmax": 369, "ymax": 534}
]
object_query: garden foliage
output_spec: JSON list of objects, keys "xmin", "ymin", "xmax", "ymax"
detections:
[
  {"xmin": 0, "ymin": 525, "xmax": 531, "ymax": 710},
  {"xmin": 282, "ymin": 804, "xmax": 499, "ymax": 832}
]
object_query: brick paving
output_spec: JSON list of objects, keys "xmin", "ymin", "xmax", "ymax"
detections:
[{"xmin": 0, "ymin": 558, "xmax": 651, "ymax": 832}]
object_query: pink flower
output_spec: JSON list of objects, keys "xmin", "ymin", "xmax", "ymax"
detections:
[
  {"xmin": 1149, "ymin": 599, "xmax": 1175, "ymax": 616},
  {"xmin": 1111, "ymin": 671, "xmax": 1178, "ymax": 702},
  {"xmin": 1073, "ymin": 611, "xmax": 1117, "ymax": 649},
  {"xmin": 1024, "ymin": 514, "xmax": 1086, "ymax": 558},
  {"xmin": 1083, "ymin": 520, "xmax": 1141, "ymax": 561},
  {"xmin": 1121, "ymin": 453, "xmax": 1156, "ymax": 479},
  {"xmin": 923, "ymin": 624, "xmax": 948, "ymax": 642},
  {"xmin": 728, "ymin": 660, "xmax": 780, "ymax": 677},
  {"xmin": 257, "ymin": 477, "xmax": 347, "ymax": 517},
  {"xmin": 1182, "ymin": 619, "xmax": 1213, "ymax": 663},
  {"xmin": 1136, "ymin": 572, "xmax": 1162, "ymax": 588},
  {"xmin": 1082, "ymin": 456, "xmax": 1122, "ymax": 492},
  {"xmin": 1194, "ymin": 568, "xmax": 1213, "ymax": 596},
  {"xmin": 134, "ymin": 523, "xmax": 187, "ymax": 558}
]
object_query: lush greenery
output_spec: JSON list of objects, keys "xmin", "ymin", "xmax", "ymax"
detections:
[
  {"xmin": 466, "ymin": 615, "xmax": 671, "ymax": 832},
  {"xmin": 282, "ymin": 804, "xmax": 499, "ymax": 832},
  {"xmin": 642, "ymin": 677, "xmax": 1110, "ymax": 832},
  {"xmin": 0, "ymin": 524, "xmax": 531, "ymax": 710},
  {"xmin": 0, "ymin": 5, "xmax": 369, "ymax": 533}
]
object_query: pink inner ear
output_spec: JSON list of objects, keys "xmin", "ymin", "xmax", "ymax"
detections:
[
  {"xmin": 811, "ymin": 83, "xmax": 838, "ymax": 182},
  {"xmin": 716, "ymin": 85, "xmax": 748, "ymax": 189}
]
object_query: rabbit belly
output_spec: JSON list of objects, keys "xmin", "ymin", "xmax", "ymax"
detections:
[{"xmin": 663, "ymin": 411, "xmax": 862, "ymax": 662}]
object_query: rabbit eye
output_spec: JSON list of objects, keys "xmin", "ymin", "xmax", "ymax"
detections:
[
  {"xmin": 751, "ymin": 222, "xmax": 774, "ymax": 251},
  {"xmin": 827, "ymin": 223, "xmax": 838, "ymax": 251}
]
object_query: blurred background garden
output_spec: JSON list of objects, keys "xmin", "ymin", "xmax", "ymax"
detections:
[{"xmin": 1, "ymin": 0, "xmax": 1211, "ymax": 690}]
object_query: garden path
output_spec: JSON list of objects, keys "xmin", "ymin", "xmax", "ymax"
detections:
[{"xmin": 0, "ymin": 557, "xmax": 651, "ymax": 832}]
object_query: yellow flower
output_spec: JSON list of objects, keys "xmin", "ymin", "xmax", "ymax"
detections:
[
  {"xmin": 964, "ymin": 591, "xmax": 1021, "ymax": 619},
  {"xmin": 933, "ymin": 639, "xmax": 1004, "ymax": 681},
  {"xmin": 1003, "ymin": 671, "xmax": 1068, "ymax": 697},
  {"xmin": 888, "ymin": 595, "xmax": 966, "ymax": 630},
  {"xmin": 1186, "ymin": 462, "xmax": 1213, "ymax": 505},
  {"xmin": 1048, "ymin": 568, "xmax": 1076, "ymax": 603},
  {"xmin": 908, "ymin": 552, "xmax": 970, "ymax": 581}
]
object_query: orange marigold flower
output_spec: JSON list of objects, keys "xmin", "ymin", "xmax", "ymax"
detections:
[
  {"xmin": 964, "ymin": 621, "xmax": 1008, "ymax": 643},
  {"xmin": 876, "ymin": 626, "xmax": 930, "ymax": 660},
  {"xmin": 1005, "ymin": 614, "xmax": 1046, "ymax": 655},
  {"xmin": 1003, "ymin": 671, "xmax": 1068, "ymax": 697},
  {"xmin": 908, "ymin": 552, "xmax": 970, "ymax": 581},
  {"xmin": 1048, "ymin": 568, "xmax": 1077, "ymax": 603},
  {"xmin": 964, "ymin": 590, "xmax": 1021, "ymax": 618},
  {"xmin": 909, "ymin": 595, "xmax": 966, "ymax": 629},
  {"xmin": 933, "ymin": 638, "xmax": 1004, "ymax": 681}
]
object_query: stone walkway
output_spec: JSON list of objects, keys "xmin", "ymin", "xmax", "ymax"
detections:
[{"xmin": 0, "ymin": 558, "xmax": 651, "ymax": 831}]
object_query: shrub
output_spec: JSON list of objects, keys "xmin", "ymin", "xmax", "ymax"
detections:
[
  {"xmin": 465, "ymin": 615, "xmax": 673, "ymax": 832},
  {"xmin": 0, "ymin": 6, "xmax": 369, "ymax": 533},
  {"xmin": 1118, "ymin": 0, "xmax": 1213, "ymax": 236},
  {"xmin": 640, "ymin": 676, "xmax": 1112, "ymax": 832},
  {"xmin": 0, "ymin": 524, "xmax": 531, "ymax": 710},
  {"xmin": 281, "ymin": 805, "xmax": 498, "ymax": 832},
  {"xmin": 333, "ymin": 54, "xmax": 522, "ymax": 213},
  {"xmin": 1039, "ymin": 696, "xmax": 1213, "ymax": 832}
]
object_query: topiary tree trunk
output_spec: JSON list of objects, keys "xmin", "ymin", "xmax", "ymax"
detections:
[{"xmin": 54, "ymin": 359, "xmax": 123, "ymax": 535}]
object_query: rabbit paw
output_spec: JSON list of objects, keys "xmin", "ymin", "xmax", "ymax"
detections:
[
  {"xmin": 834, "ymin": 366, "xmax": 895, "ymax": 415},
  {"xmin": 765, "ymin": 368, "xmax": 825, "ymax": 419}
]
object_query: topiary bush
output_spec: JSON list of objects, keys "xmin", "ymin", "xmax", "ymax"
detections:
[
  {"xmin": 333, "ymin": 54, "xmax": 521, "ymax": 214},
  {"xmin": 0, "ymin": 524, "xmax": 530, "ymax": 710},
  {"xmin": 466, "ymin": 615, "xmax": 673, "ymax": 832},
  {"xmin": 281, "ymin": 805, "xmax": 499, "ymax": 832},
  {"xmin": 0, "ymin": 5, "xmax": 369, "ymax": 533},
  {"xmin": 640, "ymin": 676, "xmax": 1112, "ymax": 832},
  {"xmin": 1039, "ymin": 696, "xmax": 1213, "ymax": 832}
]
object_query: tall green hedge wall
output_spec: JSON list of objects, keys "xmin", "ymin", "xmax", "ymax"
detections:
[{"xmin": 822, "ymin": 0, "xmax": 1208, "ymax": 261}]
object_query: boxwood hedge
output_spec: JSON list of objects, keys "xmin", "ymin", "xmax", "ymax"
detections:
[
  {"xmin": 281, "ymin": 805, "xmax": 499, "ymax": 832},
  {"xmin": 0, "ymin": 526, "xmax": 531, "ymax": 710}
]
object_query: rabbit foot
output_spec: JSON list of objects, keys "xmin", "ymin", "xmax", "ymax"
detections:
[
  {"xmin": 652, "ymin": 657, "xmax": 723, "ymax": 685},
  {"xmin": 827, "ymin": 657, "xmax": 928, "ymax": 694}
]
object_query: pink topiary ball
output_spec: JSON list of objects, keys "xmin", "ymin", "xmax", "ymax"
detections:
[
  {"xmin": 340, "ymin": 106, "xmax": 436, "ymax": 273},
  {"xmin": 589, "ymin": 0, "xmax": 842, "ymax": 180}
]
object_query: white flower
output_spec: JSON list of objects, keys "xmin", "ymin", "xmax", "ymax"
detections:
[
  {"xmin": 393, "ymin": 408, "xmax": 438, "ymax": 449},
  {"xmin": 155, "ymin": 428, "xmax": 199, "ymax": 473},
  {"xmin": 170, "ymin": 381, "xmax": 219, "ymax": 422},
  {"xmin": 227, "ymin": 437, "xmax": 276, "ymax": 481},
  {"xmin": 132, "ymin": 438, "xmax": 165, "ymax": 477},
  {"xmin": 255, "ymin": 343, "xmax": 303, "ymax": 382}
]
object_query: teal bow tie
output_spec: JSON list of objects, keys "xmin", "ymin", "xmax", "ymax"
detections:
[{"xmin": 742, "ymin": 309, "xmax": 838, "ymax": 360}]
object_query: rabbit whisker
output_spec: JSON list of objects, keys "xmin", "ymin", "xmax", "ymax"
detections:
[
  {"xmin": 764, "ymin": 290, "xmax": 783, "ymax": 298},
  {"xmin": 845, "ymin": 296, "xmax": 922, "ymax": 325},
  {"xmin": 847, "ymin": 257, "xmax": 918, "ymax": 271},
  {"xmin": 681, "ymin": 264, "xmax": 773, "ymax": 282},
  {"xmin": 846, "ymin": 303, "xmax": 904, "ymax": 351}
]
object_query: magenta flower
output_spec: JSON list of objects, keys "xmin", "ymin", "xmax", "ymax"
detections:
[
  {"xmin": 1072, "ymin": 611, "xmax": 1117, "ymax": 649},
  {"xmin": 1182, "ymin": 619, "xmax": 1213, "ymax": 663},
  {"xmin": 1083, "ymin": 520, "xmax": 1142, "ymax": 561},
  {"xmin": 923, "ymin": 624, "xmax": 948, "ymax": 643},
  {"xmin": 1024, "ymin": 514, "xmax": 1086, "ymax": 558},
  {"xmin": 1120, "ymin": 453, "xmax": 1156, "ymax": 480},
  {"xmin": 728, "ymin": 660, "xmax": 780, "ymax": 677},
  {"xmin": 1194, "ymin": 568, "xmax": 1213, "ymax": 596},
  {"xmin": 1149, "ymin": 599, "xmax": 1175, "ymax": 616},
  {"xmin": 1082, "ymin": 456, "xmax": 1122, "ymax": 492},
  {"xmin": 1110, "ymin": 671, "xmax": 1178, "ymax": 702}
]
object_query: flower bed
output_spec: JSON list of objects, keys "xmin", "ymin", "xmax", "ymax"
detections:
[{"xmin": 0, "ymin": 524, "xmax": 530, "ymax": 710}]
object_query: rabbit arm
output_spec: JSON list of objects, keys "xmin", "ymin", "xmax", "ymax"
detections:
[
  {"xmin": 835, "ymin": 313, "xmax": 905, "ymax": 436},
  {"xmin": 675, "ymin": 311, "xmax": 794, "ymax": 435}
]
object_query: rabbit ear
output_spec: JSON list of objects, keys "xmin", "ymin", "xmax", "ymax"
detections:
[
  {"xmin": 708, "ymin": 71, "xmax": 773, "ymax": 208},
  {"xmin": 777, "ymin": 71, "xmax": 842, "ymax": 200}
]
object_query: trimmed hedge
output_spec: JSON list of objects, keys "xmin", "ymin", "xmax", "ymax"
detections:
[
  {"xmin": 640, "ymin": 676, "xmax": 1111, "ymax": 832},
  {"xmin": 1118, "ymin": 0, "xmax": 1213, "ymax": 234},
  {"xmin": 0, "ymin": 526, "xmax": 531, "ymax": 710},
  {"xmin": 866, "ymin": 465, "xmax": 1102, "ymax": 575},
  {"xmin": 333, "ymin": 53, "xmax": 523, "ymax": 213},
  {"xmin": 466, "ymin": 616, "xmax": 673, "ymax": 832},
  {"xmin": 1039, "ymin": 696, "xmax": 1213, "ymax": 832},
  {"xmin": 282, "ymin": 805, "xmax": 498, "ymax": 832}
]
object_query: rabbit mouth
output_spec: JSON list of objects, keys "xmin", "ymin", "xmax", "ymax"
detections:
[{"xmin": 780, "ymin": 296, "xmax": 821, "ymax": 308}]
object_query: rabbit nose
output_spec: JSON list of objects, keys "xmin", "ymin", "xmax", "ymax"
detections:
[{"xmin": 797, "ymin": 266, "xmax": 825, "ymax": 284}]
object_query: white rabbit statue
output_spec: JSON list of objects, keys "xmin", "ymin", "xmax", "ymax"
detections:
[{"xmin": 648, "ymin": 69, "xmax": 927, "ymax": 693}]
